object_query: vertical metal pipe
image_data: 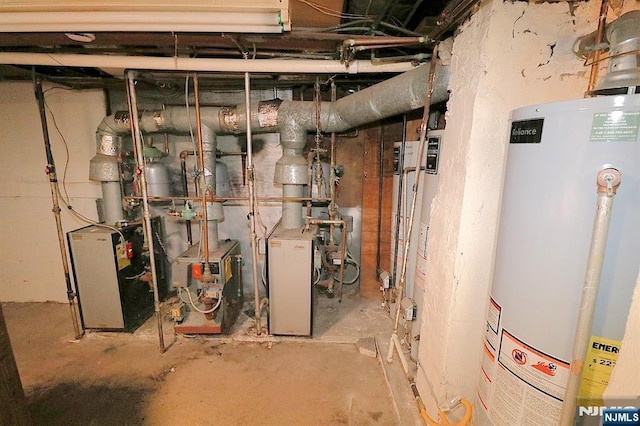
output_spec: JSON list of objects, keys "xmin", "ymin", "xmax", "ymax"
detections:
[
  {"xmin": 559, "ymin": 168, "xmax": 621, "ymax": 426},
  {"xmin": 586, "ymin": 0, "xmax": 609, "ymax": 96},
  {"xmin": 33, "ymin": 78, "xmax": 83, "ymax": 340},
  {"xmin": 193, "ymin": 74, "xmax": 210, "ymax": 266},
  {"xmin": 180, "ymin": 150, "xmax": 194, "ymax": 245},
  {"xmin": 375, "ymin": 125, "xmax": 385, "ymax": 276},
  {"xmin": 244, "ymin": 71, "xmax": 263, "ymax": 335},
  {"xmin": 388, "ymin": 47, "xmax": 438, "ymax": 361},
  {"xmin": 329, "ymin": 82, "xmax": 337, "ymax": 241},
  {"xmin": 391, "ymin": 115, "xmax": 408, "ymax": 289},
  {"xmin": 125, "ymin": 71, "xmax": 165, "ymax": 353},
  {"xmin": 338, "ymin": 220, "xmax": 348, "ymax": 302}
]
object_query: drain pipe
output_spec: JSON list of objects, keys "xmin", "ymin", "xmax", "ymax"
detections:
[
  {"xmin": 559, "ymin": 167, "xmax": 621, "ymax": 426},
  {"xmin": 125, "ymin": 70, "xmax": 165, "ymax": 354},
  {"xmin": 33, "ymin": 78, "xmax": 83, "ymax": 340}
]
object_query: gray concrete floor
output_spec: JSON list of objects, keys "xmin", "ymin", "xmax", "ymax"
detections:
[{"xmin": 4, "ymin": 295, "xmax": 423, "ymax": 425}]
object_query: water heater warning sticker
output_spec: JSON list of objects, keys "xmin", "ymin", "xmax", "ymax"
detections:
[
  {"xmin": 498, "ymin": 330, "xmax": 569, "ymax": 401},
  {"xmin": 591, "ymin": 111, "xmax": 640, "ymax": 142}
]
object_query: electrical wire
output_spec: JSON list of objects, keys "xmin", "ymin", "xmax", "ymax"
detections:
[
  {"xmin": 42, "ymin": 95, "xmax": 72, "ymax": 202},
  {"xmin": 124, "ymin": 270, "xmax": 147, "ymax": 280},
  {"xmin": 56, "ymin": 187, "xmax": 126, "ymax": 243},
  {"xmin": 40, "ymin": 88, "xmax": 127, "ymax": 243},
  {"xmin": 178, "ymin": 286, "xmax": 222, "ymax": 314},
  {"xmin": 185, "ymin": 75, "xmax": 199, "ymax": 173}
]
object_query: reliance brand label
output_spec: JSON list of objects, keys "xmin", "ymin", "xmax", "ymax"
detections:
[{"xmin": 510, "ymin": 119, "xmax": 544, "ymax": 144}]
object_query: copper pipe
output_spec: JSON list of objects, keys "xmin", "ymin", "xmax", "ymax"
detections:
[
  {"xmin": 193, "ymin": 73, "xmax": 209, "ymax": 266},
  {"xmin": 586, "ymin": 0, "xmax": 609, "ymax": 96}
]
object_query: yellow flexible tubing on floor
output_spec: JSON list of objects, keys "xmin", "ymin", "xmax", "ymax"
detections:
[{"xmin": 416, "ymin": 396, "xmax": 473, "ymax": 426}]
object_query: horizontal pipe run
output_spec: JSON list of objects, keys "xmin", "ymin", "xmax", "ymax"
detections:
[
  {"xmin": 0, "ymin": 52, "xmax": 416, "ymax": 74},
  {"xmin": 124, "ymin": 195, "xmax": 332, "ymax": 202}
]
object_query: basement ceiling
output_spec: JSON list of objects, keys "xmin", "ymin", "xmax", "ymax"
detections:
[{"xmin": 0, "ymin": 0, "xmax": 473, "ymax": 90}]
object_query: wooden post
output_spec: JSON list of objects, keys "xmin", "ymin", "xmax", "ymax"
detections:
[{"xmin": 0, "ymin": 303, "xmax": 32, "ymax": 425}]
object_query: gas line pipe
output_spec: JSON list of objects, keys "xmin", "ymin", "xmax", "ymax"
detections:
[
  {"xmin": 559, "ymin": 167, "xmax": 621, "ymax": 425},
  {"xmin": 33, "ymin": 77, "xmax": 83, "ymax": 341},
  {"xmin": 125, "ymin": 70, "xmax": 166, "ymax": 354}
]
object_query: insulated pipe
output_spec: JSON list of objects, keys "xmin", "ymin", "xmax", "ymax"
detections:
[
  {"xmin": 101, "ymin": 181, "xmax": 125, "ymax": 226},
  {"xmin": 201, "ymin": 125, "xmax": 223, "ymax": 251},
  {"xmin": 0, "ymin": 53, "xmax": 417, "ymax": 74},
  {"xmin": 559, "ymin": 168, "xmax": 621, "ymax": 426},
  {"xmin": 96, "ymin": 62, "xmax": 449, "ymax": 232},
  {"xmin": 96, "ymin": 62, "xmax": 449, "ymax": 138},
  {"xmin": 125, "ymin": 71, "xmax": 165, "ymax": 354},
  {"xmin": 276, "ymin": 124, "xmax": 308, "ymax": 229},
  {"xmin": 282, "ymin": 185, "xmax": 305, "ymax": 229}
]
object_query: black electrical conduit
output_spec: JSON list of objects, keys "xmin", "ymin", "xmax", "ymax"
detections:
[{"xmin": 33, "ymin": 75, "xmax": 83, "ymax": 341}]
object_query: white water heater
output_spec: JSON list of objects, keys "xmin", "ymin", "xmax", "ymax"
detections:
[
  {"xmin": 476, "ymin": 95, "xmax": 640, "ymax": 425},
  {"xmin": 390, "ymin": 130, "xmax": 442, "ymax": 360}
]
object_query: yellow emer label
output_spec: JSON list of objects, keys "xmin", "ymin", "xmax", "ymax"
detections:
[{"xmin": 578, "ymin": 336, "xmax": 622, "ymax": 404}]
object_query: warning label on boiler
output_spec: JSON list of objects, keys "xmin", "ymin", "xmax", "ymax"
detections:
[{"xmin": 590, "ymin": 111, "xmax": 640, "ymax": 142}]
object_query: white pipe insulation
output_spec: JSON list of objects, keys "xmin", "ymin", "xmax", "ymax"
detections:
[{"xmin": 0, "ymin": 52, "xmax": 416, "ymax": 74}]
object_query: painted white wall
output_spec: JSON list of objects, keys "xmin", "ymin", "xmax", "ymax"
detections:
[
  {"xmin": 0, "ymin": 82, "xmax": 106, "ymax": 302},
  {"xmin": 416, "ymin": 0, "xmax": 638, "ymax": 416},
  {"xmin": 605, "ymin": 267, "xmax": 640, "ymax": 400}
]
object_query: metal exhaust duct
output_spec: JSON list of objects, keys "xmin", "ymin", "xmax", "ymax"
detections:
[
  {"xmin": 93, "ymin": 62, "xmax": 450, "ymax": 229},
  {"xmin": 575, "ymin": 10, "xmax": 640, "ymax": 95}
]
